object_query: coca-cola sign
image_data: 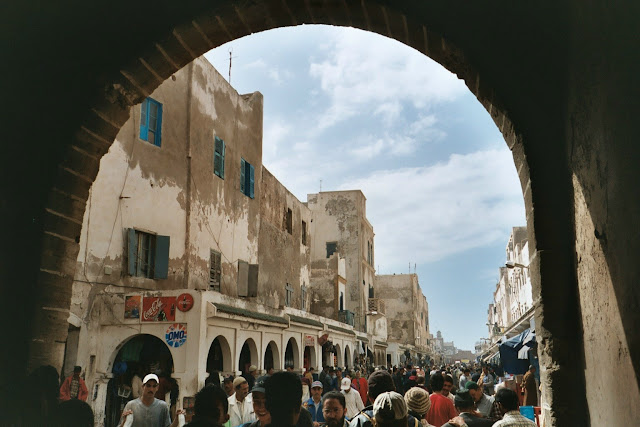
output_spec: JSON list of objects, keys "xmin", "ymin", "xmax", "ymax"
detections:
[{"xmin": 142, "ymin": 296, "xmax": 176, "ymax": 322}]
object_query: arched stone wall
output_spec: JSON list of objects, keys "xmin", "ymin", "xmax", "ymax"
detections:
[
  {"xmin": 7, "ymin": 1, "xmax": 640, "ymax": 425},
  {"xmin": 207, "ymin": 335, "xmax": 233, "ymax": 374}
]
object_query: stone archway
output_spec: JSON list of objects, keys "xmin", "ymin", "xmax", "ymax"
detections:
[
  {"xmin": 264, "ymin": 340, "xmax": 281, "ymax": 371},
  {"xmin": 239, "ymin": 338, "xmax": 259, "ymax": 374},
  {"xmin": 5, "ymin": 2, "xmax": 640, "ymax": 425},
  {"xmin": 285, "ymin": 337, "xmax": 301, "ymax": 370},
  {"xmin": 207, "ymin": 335, "xmax": 232, "ymax": 374}
]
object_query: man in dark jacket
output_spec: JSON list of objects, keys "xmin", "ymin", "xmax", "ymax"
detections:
[{"xmin": 441, "ymin": 390, "xmax": 493, "ymax": 427}]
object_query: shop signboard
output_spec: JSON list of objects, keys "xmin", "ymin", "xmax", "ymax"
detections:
[
  {"xmin": 165, "ymin": 323, "xmax": 187, "ymax": 348},
  {"xmin": 304, "ymin": 335, "xmax": 315, "ymax": 347},
  {"xmin": 124, "ymin": 296, "xmax": 141, "ymax": 319},
  {"xmin": 142, "ymin": 296, "xmax": 176, "ymax": 321},
  {"xmin": 176, "ymin": 293, "xmax": 194, "ymax": 312}
]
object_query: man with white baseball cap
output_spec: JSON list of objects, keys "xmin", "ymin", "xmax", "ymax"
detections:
[
  {"xmin": 340, "ymin": 377, "xmax": 364, "ymax": 419},
  {"xmin": 120, "ymin": 373, "xmax": 184, "ymax": 427}
]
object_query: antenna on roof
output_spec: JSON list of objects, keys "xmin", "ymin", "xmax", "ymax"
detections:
[
  {"xmin": 228, "ymin": 47, "xmax": 237, "ymax": 84},
  {"xmin": 319, "ymin": 179, "xmax": 322, "ymax": 192}
]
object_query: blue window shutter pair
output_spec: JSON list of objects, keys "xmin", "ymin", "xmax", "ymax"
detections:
[
  {"xmin": 139, "ymin": 97, "xmax": 162, "ymax": 147},
  {"xmin": 127, "ymin": 228, "xmax": 170, "ymax": 279}
]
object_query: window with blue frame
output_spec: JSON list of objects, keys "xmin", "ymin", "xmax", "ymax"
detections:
[
  {"xmin": 140, "ymin": 98, "xmax": 163, "ymax": 147},
  {"xmin": 240, "ymin": 158, "xmax": 255, "ymax": 198},
  {"xmin": 214, "ymin": 136, "xmax": 225, "ymax": 178},
  {"xmin": 127, "ymin": 228, "xmax": 170, "ymax": 279}
]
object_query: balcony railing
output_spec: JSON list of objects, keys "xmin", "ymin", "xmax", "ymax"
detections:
[
  {"xmin": 368, "ymin": 298, "xmax": 385, "ymax": 315},
  {"xmin": 338, "ymin": 310, "xmax": 355, "ymax": 327}
]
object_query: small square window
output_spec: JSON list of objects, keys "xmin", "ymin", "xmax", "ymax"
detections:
[{"xmin": 326, "ymin": 242, "xmax": 337, "ymax": 258}]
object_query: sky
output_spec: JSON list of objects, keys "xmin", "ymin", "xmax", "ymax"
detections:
[{"xmin": 204, "ymin": 25, "xmax": 526, "ymax": 352}]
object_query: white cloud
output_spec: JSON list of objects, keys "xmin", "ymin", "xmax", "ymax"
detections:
[
  {"xmin": 374, "ymin": 101, "xmax": 403, "ymax": 126},
  {"xmin": 338, "ymin": 147, "xmax": 525, "ymax": 266},
  {"xmin": 262, "ymin": 120, "xmax": 292, "ymax": 162},
  {"xmin": 309, "ymin": 28, "xmax": 467, "ymax": 130},
  {"xmin": 244, "ymin": 59, "xmax": 267, "ymax": 70}
]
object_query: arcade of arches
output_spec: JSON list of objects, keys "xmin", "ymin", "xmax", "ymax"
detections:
[{"xmin": 2, "ymin": 1, "xmax": 640, "ymax": 426}]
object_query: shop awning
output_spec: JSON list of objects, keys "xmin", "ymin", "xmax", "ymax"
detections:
[{"xmin": 499, "ymin": 328, "xmax": 537, "ymax": 375}]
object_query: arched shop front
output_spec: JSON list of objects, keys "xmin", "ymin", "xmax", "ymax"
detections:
[
  {"xmin": 285, "ymin": 338, "xmax": 300, "ymax": 370},
  {"xmin": 239, "ymin": 339, "xmax": 258, "ymax": 376},
  {"xmin": 264, "ymin": 341, "xmax": 281, "ymax": 371},
  {"xmin": 207, "ymin": 336, "xmax": 232, "ymax": 377},
  {"xmin": 106, "ymin": 334, "xmax": 173, "ymax": 427}
]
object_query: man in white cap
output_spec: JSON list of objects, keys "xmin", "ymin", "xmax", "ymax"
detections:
[
  {"xmin": 228, "ymin": 376, "xmax": 255, "ymax": 427},
  {"xmin": 341, "ymin": 377, "xmax": 364, "ymax": 419},
  {"xmin": 119, "ymin": 373, "xmax": 184, "ymax": 427}
]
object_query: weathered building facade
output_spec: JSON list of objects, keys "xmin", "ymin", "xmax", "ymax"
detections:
[
  {"xmin": 68, "ymin": 58, "xmax": 360, "ymax": 425},
  {"xmin": 307, "ymin": 191, "xmax": 377, "ymax": 332},
  {"xmin": 484, "ymin": 227, "xmax": 535, "ymax": 363},
  {"xmin": 375, "ymin": 274, "xmax": 430, "ymax": 366}
]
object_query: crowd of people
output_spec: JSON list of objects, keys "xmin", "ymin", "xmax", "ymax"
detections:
[{"xmin": 14, "ymin": 361, "xmax": 539, "ymax": 427}]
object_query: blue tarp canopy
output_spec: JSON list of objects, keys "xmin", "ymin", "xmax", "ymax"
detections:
[{"xmin": 498, "ymin": 328, "xmax": 537, "ymax": 375}]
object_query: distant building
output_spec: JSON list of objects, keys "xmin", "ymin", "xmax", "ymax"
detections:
[
  {"xmin": 306, "ymin": 190, "xmax": 387, "ymax": 365},
  {"xmin": 375, "ymin": 274, "xmax": 430, "ymax": 366},
  {"xmin": 483, "ymin": 226, "xmax": 534, "ymax": 362}
]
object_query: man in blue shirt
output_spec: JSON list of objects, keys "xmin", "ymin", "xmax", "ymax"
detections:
[{"xmin": 304, "ymin": 381, "xmax": 325, "ymax": 426}]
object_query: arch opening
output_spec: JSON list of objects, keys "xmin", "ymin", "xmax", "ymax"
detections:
[
  {"xmin": 304, "ymin": 345, "xmax": 317, "ymax": 371},
  {"xmin": 239, "ymin": 339, "xmax": 258, "ymax": 376},
  {"xmin": 106, "ymin": 334, "xmax": 173, "ymax": 427},
  {"xmin": 207, "ymin": 335, "xmax": 232, "ymax": 375},
  {"xmin": 285, "ymin": 337, "xmax": 300, "ymax": 370},
  {"xmin": 6, "ymin": 2, "xmax": 592, "ymax": 425},
  {"xmin": 264, "ymin": 340, "xmax": 281, "ymax": 371}
]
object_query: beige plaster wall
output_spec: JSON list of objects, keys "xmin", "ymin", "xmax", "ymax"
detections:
[{"xmin": 258, "ymin": 167, "xmax": 311, "ymax": 310}]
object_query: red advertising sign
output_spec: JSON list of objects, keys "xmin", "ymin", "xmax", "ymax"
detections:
[
  {"xmin": 142, "ymin": 296, "xmax": 176, "ymax": 322},
  {"xmin": 176, "ymin": 293, "xmax": 194, "ymax": 312}
]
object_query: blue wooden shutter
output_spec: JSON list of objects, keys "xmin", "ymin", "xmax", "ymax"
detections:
[
  {"xmin": 240, "ymin": 158, "xmax": 246, "ymax": 194},
  {"xmin": 127, "ymin": 228, "xmax": 137, "ymax": 275},
  {"xmin": 214, "ymin": 136, "xmax": 225, "ymax": 178},
  {"xmin": 140, "ymin": 99, "xmax": 149, "ymax": 141},
  {"xmin": 155, "ymin": 102, "xmax": 163, "ymax": 147},
  {"xmin": 220, "ymin": 141, "xmax": 225, "ymax": 178},
  {"xmin": 249, "ymin": 164, "xmax": 255, "ymax": 199},
  {"xmin": 154, "ymin": 235, "xmax": 170, "ymax": 279}
]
